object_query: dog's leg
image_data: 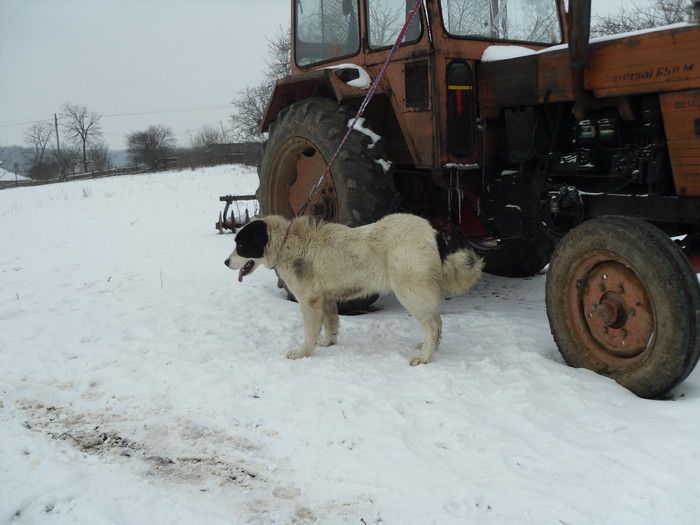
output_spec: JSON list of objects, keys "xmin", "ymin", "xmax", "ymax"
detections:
[
  {"xmin": 395, "ymin": 288, "xmax": 443, "ymax": 365},
  {"xmin": 318, "ymin": 298, "xmax": 338, "ymax": 347},
  {"xmin": 410, "ymin": 312, "xmax": 442, "ymax": 366},
  {"xmin": 286, "ymin": 295, "xmax": 324, "ymax": 360}
]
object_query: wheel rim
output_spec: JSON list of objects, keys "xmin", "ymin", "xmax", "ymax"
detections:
[
  {"xmin": 269, "ymin": 137, "xmax": 338, "ymax": 221},
  {"xmin": 570, "ymin": 250, "xmax": 655, "ymax": 366}
]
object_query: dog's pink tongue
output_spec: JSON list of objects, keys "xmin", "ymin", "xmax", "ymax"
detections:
[{"xmin": 238, "ymin": 269, "xmax": 245, "ymax": 283}]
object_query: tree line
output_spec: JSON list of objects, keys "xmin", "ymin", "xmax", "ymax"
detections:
[{"xmin": 18, "ymin": 106, "xmax": 233, "ymax": 180}]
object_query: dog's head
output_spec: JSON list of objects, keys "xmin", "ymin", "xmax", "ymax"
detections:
[{"xmin": 224, "ymin": 219, "xmax": 269, "ymax": 282}]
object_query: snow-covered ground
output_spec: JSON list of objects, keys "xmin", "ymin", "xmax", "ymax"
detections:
[{"xmin": 1, "ymin": 165, "xmax": 699, "ymax": 525}]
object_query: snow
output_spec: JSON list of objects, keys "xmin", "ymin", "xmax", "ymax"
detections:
[
  {"xmin": 373, "ymin": 158, "xmax": 392, "ymax": 174},
  {"xmin": 0, "ymin": 168, "xmax": 29, "ymax": 182},
  {"xmin": 1, "ymin": 164, "xmax": 699, "ymax": 524},
  {"xmin": 481, "ymin": 23, "xmax": 698, "ymax": 62},
  {"xmin": 321, "ymin": 64, "xmax": 372, "ymax": 89},
  {"xmin": 588, "ymin": 22, "xmax": 696, "ymax": 44},
  {"xmin": 348, "ymin": 116, "xmax": 382, "ymax": 147},
  {"xmin": 347, "ymin": 117, "xmax": 394, "ymax": 174},
  {"xmin": 481, "ymin": 45, "xmax": 537, "ymax": 62},
  {"xmin": 347, "ymin": 117, "xmax": 393, "ymax": 173},
  {"xmin": 444, "ymin": 163, "xmax": 480, "ymax": 170}
]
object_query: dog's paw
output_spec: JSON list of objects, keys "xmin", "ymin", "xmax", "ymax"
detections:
[
  {"xmin": 286, "ymin": 349, "xmax": 311, "ymax": 360},
  {"xmin": 318, "ymin": 334, "xmax": 337, "ymax": 347},
  {"xmin": 409, "ymin": 355, "xmax": 432, "ymax": 366}
]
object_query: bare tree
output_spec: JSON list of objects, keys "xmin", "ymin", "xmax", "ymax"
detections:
[
  {"xmin": 180, "ymin": 125, "xmax": 225, "ymax": 168},
  {"xmin": 126, "ymin": 125, "xmax": 176, "ymax": 171},
  {"xmin": 88, "ymin": 141, "xmax": 110, "ymax": 172},
  {"xmin": 188, "ymin": 125, "xmax": 223, "ymax": 151},
  {"xmin": 368, "ymin": 1, "xmax": 404, "ymax": 47},
  {"xmin": 21, "ymin": 122, "xmax": 57, "ymax": 179},
  {"xmin": 229, "ymin": 28, "xmax": 291, "ymax": 142},
  {"xmin": 230, "ymin": 83, "xmax": 276, "ymax": 141},
  {"xmin": 53, "ymin": 146, "xmax": 80, "ymax": 179},
  {"xmin": 23, "ymin": 122, "xmax": 53, "ymax": 166},
  {"xmin": 592, "ymin": 0, "xmax": 692, "ymax": 36},
  {"xmin": 265, "ymin": 26, "xmax": 292, "ymax": 80},
  {"xmin": 442, "ymin": 0, "xmax": 559, "ymax": 42},
  {"xmin": 61, "ymin": 102, "xmax": 103, "ymax": 173},
  {"xmin": 442, "ymin": 0, "xmax": 483, "ymax": 35}
]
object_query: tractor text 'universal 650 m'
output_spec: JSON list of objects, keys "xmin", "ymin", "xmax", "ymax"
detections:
[{"xmin": 253, "ymin": 0, "xmax": 700, "ymax": 398}]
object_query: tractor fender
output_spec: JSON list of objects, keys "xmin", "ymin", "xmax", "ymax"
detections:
[{"xmin": 259, "ymin": 67, "xmax": 389, "ymax": 133}]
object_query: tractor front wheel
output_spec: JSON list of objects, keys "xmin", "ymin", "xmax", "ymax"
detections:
[{"xmin": 545, "ymin": 216, "xmax": 700, "ymax": 398}]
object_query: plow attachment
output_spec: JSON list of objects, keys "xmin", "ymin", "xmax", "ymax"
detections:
[{"xmin": 215, "ymin": 194, "xmax": 258, "ymax": 234}]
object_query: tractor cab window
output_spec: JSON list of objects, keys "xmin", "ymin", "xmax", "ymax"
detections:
[
  {"xmin": 367, "ymin": 0, "xmax": 422, "ymax": 49},
  {"xmin": 295, "ymin": 0, "xmax": 361, "ymax": 66},
  {"xmin": 441, "ymin": 0, "xmax": 562, "ymax": 44}
]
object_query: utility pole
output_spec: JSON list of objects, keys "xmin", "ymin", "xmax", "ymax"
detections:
[
  {"xmin": 54, "ymin": 113, "xmax": 62, "ymax": 179},
  {"xmin": 54, "ymin": 113, "xmax": 61, "ymax": 153}
]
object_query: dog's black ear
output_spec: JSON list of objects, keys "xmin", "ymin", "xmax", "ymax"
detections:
[{"xmin": 235, "ymin": 220, "xmax": 268, "ymax": 258}]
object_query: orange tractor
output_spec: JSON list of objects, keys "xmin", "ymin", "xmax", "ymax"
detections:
[{"xmin": 255, "ymin": 0, "xmax": 700, "ymax": 398}]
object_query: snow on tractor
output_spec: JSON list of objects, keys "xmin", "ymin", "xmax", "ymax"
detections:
[{"xmin": 252, "ymin": 0, "xmax": 700, "ymax": 398}]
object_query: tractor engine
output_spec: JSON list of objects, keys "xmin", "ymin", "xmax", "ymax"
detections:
[{"xmin": 547, "ymin": 100, "xmax": 669, "ymax": 196}]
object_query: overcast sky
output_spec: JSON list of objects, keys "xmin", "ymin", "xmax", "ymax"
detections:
[{"xmin": 0, "ymin": 0, "xmax": 289, "ymax": 151}]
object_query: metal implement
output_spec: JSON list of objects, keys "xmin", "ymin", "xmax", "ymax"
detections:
[{"xmin": 215, "ymin": 194, "xmax": 257, "ymax": 234}]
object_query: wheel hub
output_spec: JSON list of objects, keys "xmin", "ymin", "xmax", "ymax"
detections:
[
  {"xmin": 595, "ymin": 291, "xmax": 627, "ymax": 328},
  {"xmin": 287, "ymin": 143, "xmax": 337, "ymax": 221},
  {"xmin": 581, "ymin": 261, "xmax": 654, "ymax": 358}
]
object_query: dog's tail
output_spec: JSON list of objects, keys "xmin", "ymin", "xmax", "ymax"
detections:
[{"xmin": 441, "ymin": 248, "xmax": 484, "ymax": 295}]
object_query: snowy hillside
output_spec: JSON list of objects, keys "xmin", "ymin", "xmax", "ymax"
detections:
[
  {"xmin": 0, "ymin": 168, "xmax": 29, "ymax": 183},
  {"xmin": 1, "ymin": 165, "xmax": 699, "ymax": 524}
]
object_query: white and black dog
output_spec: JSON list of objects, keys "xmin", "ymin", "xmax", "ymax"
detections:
[{"xmin": 225, "ymin": 214, "xmax": 483, "ymax": 365}]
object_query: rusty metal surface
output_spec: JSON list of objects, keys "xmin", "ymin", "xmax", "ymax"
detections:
[
  {"xmin": 581, "ymin": 261, "xmax": 654, "ymax": 359},
  {"xmin": 288, "ymin": 148, "xmax": 338, "ymax": 221},
  {"xmin": 660, "ymin": 89, "xmax": 700, "ymax": 196},
  {"xmin": 563, "ymin": 249, "xmax": 658, "ymax": 371},
  {"xmin": 215, "ymin": 195, "xmax": 257, "ymax": 234},
  {"xmin": 585, "ymin": 25, "xmax": 700, "ymax": 98}
]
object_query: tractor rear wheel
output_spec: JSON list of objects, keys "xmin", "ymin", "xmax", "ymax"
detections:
[
  {"xmin": 545, "ymin": 216, "xmax": 700, "ymax": 398},
  {"xmin": 258, "ymin": 97, "xmax": 396, "ymax": 224},
  {"xmin": 257, "ymin": 97, "xmax": 398, "ymax": 312}
]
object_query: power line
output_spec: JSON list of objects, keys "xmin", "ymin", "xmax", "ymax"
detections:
[
  {"xmin": 102, "ymin": 105, "xmax": 232, "ymax": 118},
  {"xmin": 0, "ymin": 104, "xmax": 233, "ymax": 129},
  {"xmin": 0, "ymin": 118, "xmax": 53, "ymax": 129}
]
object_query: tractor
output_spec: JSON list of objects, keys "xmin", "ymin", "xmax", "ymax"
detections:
[{"xmin": 254, "ymin": 0, "xmax": 700, "ymax": 398}]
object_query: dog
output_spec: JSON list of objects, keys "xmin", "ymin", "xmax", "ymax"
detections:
[{"xmin": 224, "ymin": 214, "xmax": 483, "ymax": 365}]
